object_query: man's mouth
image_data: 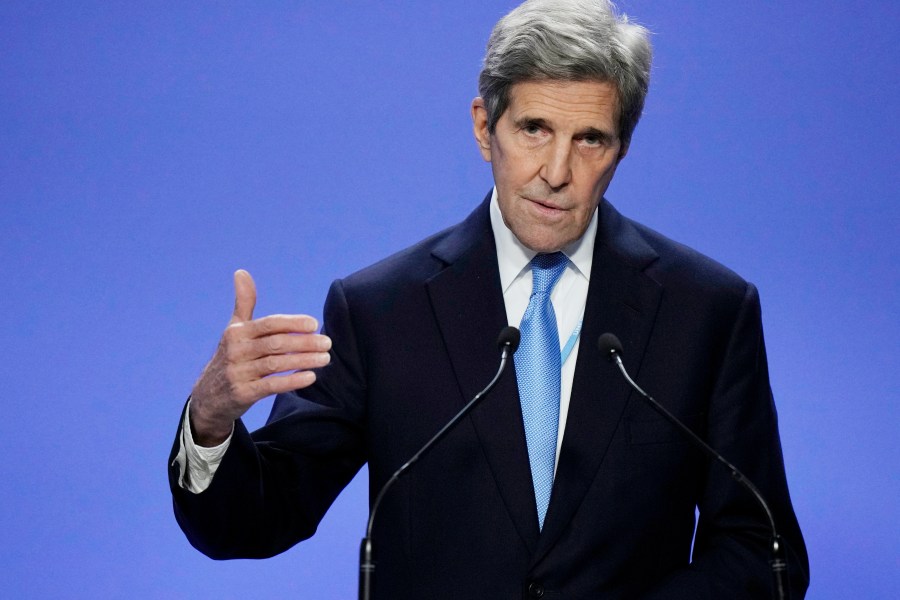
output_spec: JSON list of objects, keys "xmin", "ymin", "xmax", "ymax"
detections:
[{"xmin": 524, "ymin": 196, "xmax": 566, "ymax": 213}]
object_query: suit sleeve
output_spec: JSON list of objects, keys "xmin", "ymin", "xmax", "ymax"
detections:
[
  {"xmin": 645, "ymin": 282, "xmax": 809, "ymax": 599},
  {"xmin": 167, "ymin": 278, "xmax": 368, "ymax": 559}
]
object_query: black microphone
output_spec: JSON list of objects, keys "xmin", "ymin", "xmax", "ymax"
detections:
[
  {"xmin": 359, "ymin": 326, "xmax": 520, "ymax": 600},
  {"xmin": 597, "ymin": 333, "xmax": 789, "ymax": 600}
]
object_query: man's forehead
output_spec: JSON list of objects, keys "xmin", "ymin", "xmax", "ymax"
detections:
[{"xmin": 506, "ymin": 79, "xmax": 620, "ymax": 128}]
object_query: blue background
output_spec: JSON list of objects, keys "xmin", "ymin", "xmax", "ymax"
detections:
[{"xmin": 1, "ymin": 1, "xmax": 897, "ymax": 597}]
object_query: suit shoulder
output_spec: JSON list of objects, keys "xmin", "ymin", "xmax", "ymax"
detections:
[
  {"xmin": 336, "ymin": 223, "xmax": 457, "ymax": 297},
  {"xmin": 337, "ymin": 199, "xmax": 491, "ymax": 297},
  {"xmin": 625, "ymin": 216, "xmax": 754, "ymax": 305}
]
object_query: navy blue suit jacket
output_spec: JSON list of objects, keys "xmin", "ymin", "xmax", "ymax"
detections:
[{"xmin": 170, "ymin": 195, "xmax": 808, "ymax": 598}]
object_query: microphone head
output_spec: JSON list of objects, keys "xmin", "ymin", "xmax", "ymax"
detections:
[
  {"xmin": 497, "ymin": 326, "xmax": 521, "ymax": 353},
  {"xmin": 597, "ymin": 333, "xmax": 623, "ymax": 362}
]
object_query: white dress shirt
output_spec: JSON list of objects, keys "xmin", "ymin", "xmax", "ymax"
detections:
[{"xmin": 175, "ymin": 188, "xmax": 596, "ymax": 492}]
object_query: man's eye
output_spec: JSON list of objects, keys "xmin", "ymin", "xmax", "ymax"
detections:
[
  {"xmin": 582, "ymin": 136, "xmax": 601, "ymax": 146},
  {"xmin": 523, "ymin": 124, "xmax": 542, "ymax": 135}
]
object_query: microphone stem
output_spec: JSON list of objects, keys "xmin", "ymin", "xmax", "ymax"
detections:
[
  {"xmin": 366, "ymin": 348, "xmax": 511, "ymax": 538},
  {"xmin": 612, "ymin": 355, "xmax": 788, "ymax": 600},
  {"xmin": 359, "ymin": 345, "xmax": 514, "ymax": 600}
]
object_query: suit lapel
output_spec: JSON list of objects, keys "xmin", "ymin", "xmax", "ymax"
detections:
[
  {"xmin": 426, "ymin": 195, "xmax": 542, "ymax": 553},
  {"xmin": 533, "ymin": 199, "xmax": 663, "ymax": 564}
]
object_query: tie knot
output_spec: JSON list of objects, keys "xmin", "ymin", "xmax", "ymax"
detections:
[{"xmin": 530, "ymin": 252, "xmax": 568, "ymax": 295}]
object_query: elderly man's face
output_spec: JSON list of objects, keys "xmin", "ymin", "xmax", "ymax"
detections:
[{"xmin": 472, "ymin": 80, "xmax": 626, "ymax": 252}]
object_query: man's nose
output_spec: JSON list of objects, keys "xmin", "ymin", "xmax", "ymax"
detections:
[{"xmin": 539, "ymin": 141, "xmax": 572, "ymax": 191}]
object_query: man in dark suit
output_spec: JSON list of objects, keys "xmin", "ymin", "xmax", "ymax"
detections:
[{"xmin": 170, "ymin": 1, "xmax": 808, "ymax": 597}]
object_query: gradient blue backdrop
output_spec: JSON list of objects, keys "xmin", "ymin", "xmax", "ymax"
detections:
[{"xmin": 2, "ymin": 2, "xmax": 897, "ymax": 598}]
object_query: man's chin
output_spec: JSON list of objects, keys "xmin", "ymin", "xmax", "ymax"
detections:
[
  {"xmin": 506, "ymin": 214, "xmax": 584, "ymax": 253},
  {"xmin": 517, "ymin": 231, "xmax": 573, "ymax": 254}
]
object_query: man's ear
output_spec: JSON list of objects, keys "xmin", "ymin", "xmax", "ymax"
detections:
[{"xmin": 471, "ymin": 97, "xmax": 492, "ymax": 162}]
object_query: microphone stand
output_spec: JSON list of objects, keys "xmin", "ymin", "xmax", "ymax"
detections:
[
  {"xmin": 600, "ymin": 335, "xmax": 788, "ymax": 600},
  {"xmin": 358, "ymin": 327, "xmax": 519, "ymax": 600}
]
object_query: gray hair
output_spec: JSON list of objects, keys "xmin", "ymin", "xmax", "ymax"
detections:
[{"xmin": 478, "ymin": 0, "xmax": 652, "ymax": 148}]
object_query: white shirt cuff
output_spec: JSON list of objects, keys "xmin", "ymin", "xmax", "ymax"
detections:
[{"xmin": 171, "ymin": 398, "xmax": 233, "ymax": 494}]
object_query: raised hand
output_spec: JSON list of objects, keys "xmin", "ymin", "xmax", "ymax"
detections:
[{"xmin": 189, "ymin": 269, "xmax": 332, "ymax": 446}]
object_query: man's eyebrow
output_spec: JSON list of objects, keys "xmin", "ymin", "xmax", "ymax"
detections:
[
  {"xmin": 578, "ymin": 126, "xmax": 616, "ymax": 143},
  {"xmin": 512, "ymin": 115, "xmax": 549, "ymax": 129}
]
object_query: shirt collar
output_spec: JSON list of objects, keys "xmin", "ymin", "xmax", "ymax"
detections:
[{"xmin": 489, "ymin": 187, "xmax": 597, "ymax": 293}]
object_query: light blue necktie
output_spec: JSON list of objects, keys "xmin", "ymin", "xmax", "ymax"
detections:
[{"xmin": 515, "ymin": 251, "xmax": 568, "ymax": 530}]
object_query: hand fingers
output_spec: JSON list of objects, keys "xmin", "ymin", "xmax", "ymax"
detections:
[
  {"xmin": 245, "ymin": 370, "xmax": 319, "ymax": 398},
  {"xmin": 231, "ymin": 269, "xmax": 257, "ymax": 324},
  {"xmin": 228, "ymin": 314, "xmax": 322, "ymax": 341},
  {"xmin": 192, "ymin": 344, "xmax": 328, "ymax": 414},
  {"xmin": 223, "ymin": 331, "xmax": 331, "ymax": 363},
  {"xmin": 194, "ymin": 273, "xmax": 328, "ymax": 430},
  {"xmin": 234, "ymin": 350, "xmax": 332, "ymax": 381},
  {"xmin": 219, "ymin": 354, "xmax": 328, "ymax": 406}
]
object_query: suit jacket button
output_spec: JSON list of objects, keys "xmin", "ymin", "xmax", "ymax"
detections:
[{"xmin": 527, "ymin": 581, "xmax": 545, "ymax": 598}]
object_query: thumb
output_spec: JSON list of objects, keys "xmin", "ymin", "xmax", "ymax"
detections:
[{"xmin": 231, "ymin": 269, "xmax": 257, "ymax": 323}]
